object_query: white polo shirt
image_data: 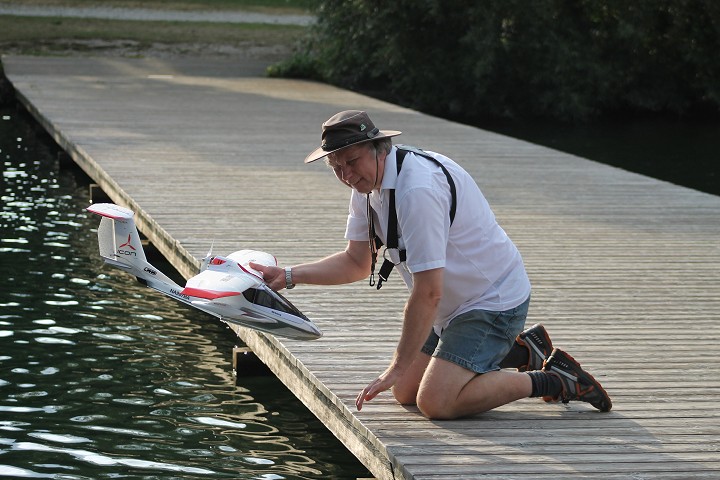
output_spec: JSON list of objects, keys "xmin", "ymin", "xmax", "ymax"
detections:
[{"xmin": 345, "ymin": 146, "xmax": 531, "ymax": 332}]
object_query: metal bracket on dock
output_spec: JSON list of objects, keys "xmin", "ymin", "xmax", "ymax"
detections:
[
  {"xmin": 232, "ymin": 346, "xmax": 273, "ymax": 378},
  {"xmin": 89, "ymin": 183, "xmax": 112, "ymax": 204}
]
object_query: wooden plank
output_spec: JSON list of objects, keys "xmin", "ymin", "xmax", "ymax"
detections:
[{"xmin": 4, "ymin": 55, "xmax": 720, "ymax": 480}]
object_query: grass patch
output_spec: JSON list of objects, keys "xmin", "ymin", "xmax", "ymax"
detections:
[
  {"xmin": 0, "ymin": 0, "xmax": 313, "ymax": 14},
  {"xmin": 0, "ymin": 15, "xmax": 307, "ymax": 57},
  {"xmin": 0, "ymin": 15, "xmax": 305, "ymax": 45}
]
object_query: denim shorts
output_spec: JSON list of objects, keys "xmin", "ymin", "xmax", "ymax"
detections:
[{"xmin": 421, "ymin": 296, "xmax": 530, "ymax": 374}]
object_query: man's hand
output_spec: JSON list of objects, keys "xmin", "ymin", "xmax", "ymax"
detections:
[
  {"xmin": 249, "ymin": 262, "xmax": 285, "ymax": 291},
  {"xmin": 356, "ymin": 365, "xmax": 405, "ymax": 411}
]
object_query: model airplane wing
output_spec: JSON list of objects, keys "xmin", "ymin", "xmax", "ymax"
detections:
[{"xmin": 86, "ymin": 203, "xmax": 322, "ymax": 340}]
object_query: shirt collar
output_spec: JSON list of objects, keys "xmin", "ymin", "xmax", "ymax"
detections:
[{"xmin": 380, "ymin": 146, "xmax": 399, "ymax": 191}]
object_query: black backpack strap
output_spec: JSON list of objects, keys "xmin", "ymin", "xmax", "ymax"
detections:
[
  {"xmin": 385, "ymin": 148, "xmax": 406, "ymax": 252},
  {"xmin": 376, "ymin": 149, "xmax": 405, "ymax": 288},
  {"xmin": 375, "ymin": 146, "xmax": 456, "ymax": 289}
]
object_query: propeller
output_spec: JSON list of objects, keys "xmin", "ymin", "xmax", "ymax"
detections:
[{"xmin": 200, "ymin": 240, "xmax": 214, "ymax": 272}]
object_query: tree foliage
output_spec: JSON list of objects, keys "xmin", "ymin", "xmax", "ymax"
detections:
[{"xmin": 271, "ymin": 0, "xmax": 720, "ymax": 121}]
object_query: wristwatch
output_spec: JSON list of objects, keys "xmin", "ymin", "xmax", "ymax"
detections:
[{"xmin": 284, "ymin": 266, "xmax": 295, "ymax": 290}]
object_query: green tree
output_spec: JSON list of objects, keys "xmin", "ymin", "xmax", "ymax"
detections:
[{"xmin": 272, "ymin": 0, "xmax": 720, "ymax": 121}]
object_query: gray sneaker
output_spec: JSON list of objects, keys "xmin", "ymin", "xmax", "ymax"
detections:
[{"xmin": 516, "ymin": 323, "xmax": 553, "ymax": 371}]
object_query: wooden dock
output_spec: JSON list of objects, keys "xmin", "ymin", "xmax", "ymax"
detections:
[{"xmin": 4, "ymin": 55, "xmax": 719, "ymax": 479}]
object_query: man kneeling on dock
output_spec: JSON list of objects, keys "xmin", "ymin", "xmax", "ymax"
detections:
[{"xmin": 252, "ymin": 110, "xmax": 611, "ymax": 419}]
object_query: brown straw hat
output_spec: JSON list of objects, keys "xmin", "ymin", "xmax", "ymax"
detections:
[{"xmin": 304, "ymin": 110, "xmax": 401, "ymax": 163}]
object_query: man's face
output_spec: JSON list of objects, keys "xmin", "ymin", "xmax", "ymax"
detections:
[{"xmin": 326, "ymin": 143, "xmax": 384, "ymax": 194}]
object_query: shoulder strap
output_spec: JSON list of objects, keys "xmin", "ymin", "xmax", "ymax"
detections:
[
  {"xmin": 382, "ymin": 148, "xmax": 405, "ymax": 251},
  {"xmin": 375, "ymin": 146, "xmax": 457, "ymax": 289},
  {"xmin": 395, "ymin": 146, "xmax": 456, "ymax": 224}
]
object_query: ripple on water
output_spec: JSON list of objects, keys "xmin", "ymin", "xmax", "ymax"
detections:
[
  {"xmin": 43, "ymin": 300, "xmax": 79, "ymax": 306},
  {"xmin": 32, "ymin": 319, "xmax": 56, "ymax": 325},
  {"xmin": 33, "ymin": 337, "xmax": 75, "ymax": 345},
  {"xmin": 28, "ymin": 432, "xmax": 92, "ymax": 444},
  {"xmin": 11, "ymin": 442, "xmax": 217, "ymax": 475},
  {"xmin": 190, "ymin": 416, "xmax": 247, "ymax": 430},
  {"xmin": 90, "ymin": 332, "xmax": 136, "ymax": 341}
]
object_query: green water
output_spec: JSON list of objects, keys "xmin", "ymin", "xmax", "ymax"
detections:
[{"xmin": 0, "ymin": 106, "xmax": 369, "ymax": 478}]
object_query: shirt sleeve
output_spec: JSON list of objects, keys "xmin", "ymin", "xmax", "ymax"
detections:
[{"xmin": 344, "ymin": 190, "xmax": 369, "ymax": 241}]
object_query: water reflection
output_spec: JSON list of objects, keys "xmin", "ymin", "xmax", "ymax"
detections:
[{"xmin": 0, "ymin": 106, "xmax": 368, "ymax": 479}]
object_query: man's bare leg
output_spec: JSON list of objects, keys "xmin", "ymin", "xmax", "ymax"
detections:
[{"xmin": 416, "ymin": 357, "xmax": 532, "ymax": 420}]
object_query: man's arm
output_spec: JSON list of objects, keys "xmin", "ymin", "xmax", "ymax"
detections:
[
  {"xmin": 356, "ymin": 267, "xmax": 443, "ymax": 410},
  {"xmin": 251, "ymin": 239, "xmax": 371, "ymax": 290}
]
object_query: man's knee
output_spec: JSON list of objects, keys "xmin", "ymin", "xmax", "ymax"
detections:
[
  {"xmin": 391, "ymin": 385, "xmax": 418, "ymax": 406},
  {"xmin": 417, "ymin": 395, "xmax": 455, "ymax": 420},
  {"xmin": 416, "ymin": 389, "xmax": 458, "ymax": 420},
  {"xmin": 392, "ymin": 376, "xmax": 455, "ymax": 416},
  {"xmin": 391, "ymin": 352, "xmax": 431, "ymax": 406}
]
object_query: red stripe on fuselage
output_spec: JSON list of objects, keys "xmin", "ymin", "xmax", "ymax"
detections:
[{"xmin": 181, "ymin": 287, "xmax": 242, "ymax": 300}]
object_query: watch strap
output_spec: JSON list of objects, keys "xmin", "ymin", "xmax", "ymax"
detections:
[{"xmin": 284, "ymin": 266, "xmax": 295, "ymax": 289}]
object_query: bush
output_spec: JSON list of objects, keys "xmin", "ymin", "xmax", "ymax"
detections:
[{"xmin": 277, "ymin": 0, "xmax": 720, "ymax": 121}]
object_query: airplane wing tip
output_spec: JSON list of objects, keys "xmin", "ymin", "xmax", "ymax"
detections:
[{"xmin": 86, "ymin": 203, "xmax": 134, "ymax": 220}]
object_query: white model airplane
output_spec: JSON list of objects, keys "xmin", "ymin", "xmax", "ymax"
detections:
[{"xmin": 86, "ymin": 203, "xmax": 322, "ymax": 340}]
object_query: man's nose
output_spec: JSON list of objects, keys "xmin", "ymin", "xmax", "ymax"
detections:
[{"xmin": 339, "ymin": 164, "xmax": 352, "ymax": 179}]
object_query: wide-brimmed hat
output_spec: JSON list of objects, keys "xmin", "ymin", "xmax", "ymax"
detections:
[{"xmin": 304, "ymin": 110, "xmax": 401, "ymax": 164}]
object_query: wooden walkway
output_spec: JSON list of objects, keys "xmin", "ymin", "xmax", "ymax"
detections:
[{"xmin": 4, "ymin": 55, "xmax": 720, "ymax": 479}]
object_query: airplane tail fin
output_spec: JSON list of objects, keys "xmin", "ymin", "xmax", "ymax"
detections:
[
  {"xmin": 88, "ymin": 203, "xmax": 147, "ymax": 265},
  {"xmin": 87, "ymin": 203, "xmax": 178, "ymax": 288}
]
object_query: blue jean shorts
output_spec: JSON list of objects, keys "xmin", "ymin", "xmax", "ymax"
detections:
[{"xmin": 421, "ymin": 296, "xmax": 530, "ymax": 374}]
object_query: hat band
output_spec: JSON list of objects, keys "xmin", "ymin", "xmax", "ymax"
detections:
[{"xmin": 322, "ymin": 127, "xmax": 380, "ymax": 151}]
